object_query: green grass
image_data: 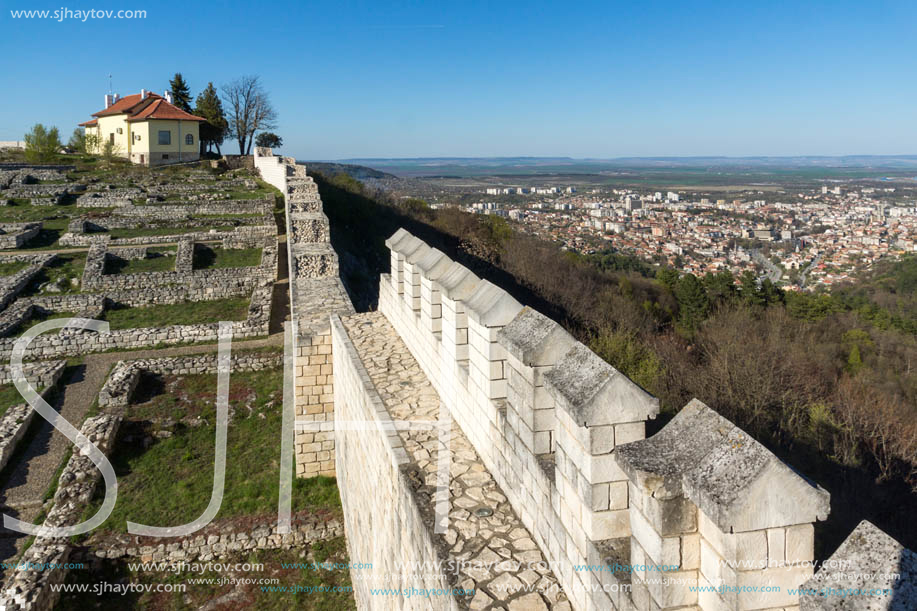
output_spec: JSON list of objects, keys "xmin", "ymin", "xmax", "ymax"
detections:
[
  {"xmin": 193, "ymin": 246, "xmax": 262, "ymax": 269},
  {"xmin": 0, "ymin": 201, "xmax": 79, "ymax": 224},
  {"xmin": 224, "ymin": 188, "xmax": 274, "ymax": 200},
  {"xmin": 84, "ymin": 367, "xmax": 340, "ymax": 532},
  {"xmin": 102, "ymin": 297, "xmax": 250, "ymax": 329},
  {"xmin": 19, "ymin": 254, "xmax": 85, "ymax": 297},
  {"xmin": 0, "ymin": 384, "xmax": 26, "ymax": 418},
  {"xmin": 105, "ymin": 247, "xmax": 175, "ymax": 274},
  {"xmin": 0, "ymin": 260, "xmax": 30, "ymax": 276},
  {"xmin": 196, "ymin": 212, "xmax": 266, "ymax": 219},
  {"xmin": 7, "ymin": 310, "xmax": 78, "ymax": 338}
]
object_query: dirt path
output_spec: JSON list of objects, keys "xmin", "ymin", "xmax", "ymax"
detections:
[{"xmin": 0, "ymin": 332, "xmax": 284, "ymax": 564}]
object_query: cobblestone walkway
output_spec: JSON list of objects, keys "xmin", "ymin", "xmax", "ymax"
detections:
[{"xmin": 342, "ymin": 312, "xmax": 570, "ymax": 611}]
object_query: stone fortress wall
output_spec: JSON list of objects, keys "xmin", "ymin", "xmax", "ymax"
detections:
[
  {"xmin": 312, "ymin": 221, "xmax": 914, "ymax": 609},
  {"xmin": 253, "ymin": 148, "xmax": 353, "ymax": 478},
  {"xmin": 249, "ymin": 144, "xmax": 915, "ymax": 610}
]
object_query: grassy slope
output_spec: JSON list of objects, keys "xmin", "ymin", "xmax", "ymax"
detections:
[
  {"xmin": 193, "ymin": 246, "xmax": 262, "ymax": 269},
  {"xmin": 102, "ymin": 298, "xmax": 250, "ymax": 330},
  {"xmin": 84, "ymin": 368, "xmax": 339, "ymax": 531}
]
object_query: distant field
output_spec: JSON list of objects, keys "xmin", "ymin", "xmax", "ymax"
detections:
[{"xmin": 337, "ymin": 156, "xmax": 917, "ymax": 187}]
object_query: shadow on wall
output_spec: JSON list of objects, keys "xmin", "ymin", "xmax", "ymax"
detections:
[{"xmin": 312, "ymin": 171, "xmax": 574, "ymax": 332}]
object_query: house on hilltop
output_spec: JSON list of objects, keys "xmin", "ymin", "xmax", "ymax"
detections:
[{"xmin": 79, "ymin": 89, "xmax": 205, "ymax": 166}]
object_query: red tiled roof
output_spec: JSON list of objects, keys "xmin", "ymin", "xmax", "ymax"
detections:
[
  {"xmin": 87, "ymin": 91, "xmax": 205, "ymax": 123},
  {"xmin": 78, "ymin": 118, "xmax": 98, "ymax": 127},
  {"xmin": 125, "ymin": 98, "xmax": 205, "ymax": 122},
  {"xmin": 92, "ymin": 92, "xmax": 153, "ymax": 117}
]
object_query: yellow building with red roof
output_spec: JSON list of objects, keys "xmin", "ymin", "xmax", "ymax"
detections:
[{"xmin": 79, "ymin": 89, "xmax": 206, "ymax": 166}]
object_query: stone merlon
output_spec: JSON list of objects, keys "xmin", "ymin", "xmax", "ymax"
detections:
[
  {"xmin": 383, "ymin": 227, "xmax": 411, "ymax": 251},
  {"xmin": 464, "ymin": 279, "xmax": 524, "ymax": 327},
  {"xmin": 415, "ymin": 247, "xmax": 452, "ymax": 280},
  {"xmin": 436, "ymin": 261, "xmax": 480, "ymax": 301},
  {"xmin": 545, "ymin": 342, "xmax": 659, "ymax": 428},
  {"xmin": 498, "ymin": 307, "xmax": 577, "ymax": 367},
  {"xmin": 800, "ymin": 520, "xmax": 916, "ymax": 611},
  {"xmin": 386, "ymin": 230, "xmax": 426, "ymax": 260},
  {"xmin": 616, "ymin": 399, "xmax": 830, "ymax": 532}
]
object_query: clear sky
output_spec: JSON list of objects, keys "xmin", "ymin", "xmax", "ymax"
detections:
[{"xmin": 1, "ymin": 0, "xmax": 915, "ymax": 159}]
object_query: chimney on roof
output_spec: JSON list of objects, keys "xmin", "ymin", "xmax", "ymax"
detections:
[
  {"xmin": 113, "ymin": 93, "xmax": 120, "ymax": 104},
  {"xmin": 104, "ymin": 94, "xmax": 114, "ymax": 109},
  {"xmin": 164, "ymin": 91, "xmax": 173, "ymax": 104},
  {"xmin": 141, "ymin": 88, "xmax": 147, "ymax": 99}
]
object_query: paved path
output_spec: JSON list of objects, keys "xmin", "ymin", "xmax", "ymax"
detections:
[{"xmin": 342, "ymin": 313, "xmax": 567, "ymax": 609}]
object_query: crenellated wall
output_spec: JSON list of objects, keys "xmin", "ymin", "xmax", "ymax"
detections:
[
  {"xmin": 251, "ymin": 144, "xmax": 915, "ymax": 611},
  {"xmin": 374, "ymin": 228, "xmax": 914, "ymax": 611}
]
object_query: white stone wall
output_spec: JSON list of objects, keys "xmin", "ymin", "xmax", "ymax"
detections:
[
  {"xmin": 373, "ymin": 229, "xmax": 864, "ymax": 611},
  {"xmin": 253, "ymin": 146, "xmax": 289, "ymax": 194},
  {"xmin": 379, "ymin": 229, "xmax": 660, "ymax": 610},
  {"xmin": 331, "ymin": 316, "xmax": 458, "ymax": 611}
]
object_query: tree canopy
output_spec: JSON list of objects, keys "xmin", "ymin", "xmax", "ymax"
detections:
[
  {"xmin": 194, "ymin": 82, "xmax": 228, "ymax": 155},
  {"xmin": 24, "ymin": 124, "xmax": 61, "ymax": 162},
  {"xmin": 254, "ymin": 132, "xmax": 282, "ymax": 149},
  {"xmin": 169, "ymin": 73, "xmax": 193, "ymax": 113},
  {"xmin": 221, "ymin": 75, "xmax": 277, "ymax": 155}
]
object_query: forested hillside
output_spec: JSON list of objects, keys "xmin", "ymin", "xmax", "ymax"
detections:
[{"xmin": 313, "ymin": 170, "xmax": 916, "ymax": 555}]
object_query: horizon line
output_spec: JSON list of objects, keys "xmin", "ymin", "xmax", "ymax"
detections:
[{"xmin": 307, "ymin": 154, "xmax": 917, "ymax": 162}]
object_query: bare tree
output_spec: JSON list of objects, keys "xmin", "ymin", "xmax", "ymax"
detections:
[{"xmin": 221, "ymin": 76, "xmax": 277, "ymax": 155}]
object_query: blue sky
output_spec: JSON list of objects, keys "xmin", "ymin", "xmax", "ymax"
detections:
[{"xmin": 1, "ymin": 0, "xmax": 915, "ymax": 159}]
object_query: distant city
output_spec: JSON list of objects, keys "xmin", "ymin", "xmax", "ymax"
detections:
[{"xmin": 353, "ymin": 158, "xmax": 917, "ymax": 289}]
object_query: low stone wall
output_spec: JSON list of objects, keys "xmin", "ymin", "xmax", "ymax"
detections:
[
  {"xmin": 0, "ymin": 223, "xmax": 40, "ymax": 249},
  {"xmin": 144, "ymin": 177, "xmax": 257, "ymax": 194},
  {"xmin": 98, "ymin": 353, "xmax": 282, "ymax": 409},
  {"xmin": 59, "ymin": 229, "xmax": 260, "ymax": 248},
  {"xmin": 81, "ymin": 240, "xmax": 276, "ymax": 292},
  {"xmin": 0, "ymin": 414, "xmax": 121, "ymax": 611},
  {"xmin": 0, "ymin": 254, "xmax": 55, "ymax": 309},
  {"xmin": 331, "ymin": 315, "xmax": 457, "ymax": 610},
  {"xmin": 75, "ymin": 189, "xmax": 139, "ymax": 207},
  {"xmin": 3, "ymin": 185, "xmax": 69, "ymax": 199},
  {"xmin": 68, "ymin": 213, "xmax": 272, "ymax": 234},
  {"xmin": 0, "ymin": 360, "xmax": 66, "ymax": 387},
  {"xmin": 0, "ymin": 360, "xmax": 66, "ymax": 473},
  {"xmin": 111, "ymin": 199, "xmax": 272, "ymax": 218},
  {"xmin": 82, "ymin": 511, "xmax": 343, "ymax": 564},
  {"xmin": 0, "ymin": 281, "xmax": 272, "ymax": 360}
]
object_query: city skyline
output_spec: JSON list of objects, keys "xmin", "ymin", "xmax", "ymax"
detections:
[{"xmin": 2, "ymin": 0, "xmax": 917, "ymax": 159}]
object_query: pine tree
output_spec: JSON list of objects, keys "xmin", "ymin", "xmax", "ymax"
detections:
[
  {"xmin": 675, "ymin": 273, "xmax": 710, "ymax": 333},
  {"xmin": 169, "ymin": 73, "xmax": 192, "ymax": 112},
  {"xmin": 194, "ymin": 82, "xmax": 228, "ymax": 155}
]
